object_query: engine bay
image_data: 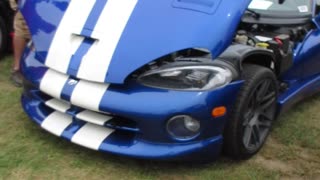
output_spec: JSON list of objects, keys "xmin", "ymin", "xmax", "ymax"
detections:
[
  {"xmin": 232, "ymin": 21, "xmax": 313, "ymax": 74},
  {"xmin": 235, "ymin": 22, "xmax": 311, "ymax": 50}
]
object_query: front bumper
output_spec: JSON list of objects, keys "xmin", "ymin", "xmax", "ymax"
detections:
[{"xmin": 21, "ymin": 48, "xmax": 243, "ymax": 161}]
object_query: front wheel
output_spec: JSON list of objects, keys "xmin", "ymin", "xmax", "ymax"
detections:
[{"xmin": 223, "ymin": 64, "xmax": 278, "ymax": 159}]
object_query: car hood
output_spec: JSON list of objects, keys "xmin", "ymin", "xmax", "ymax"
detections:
[{"xmin": 20, "ymin": 0, "xmax": 251, "ymax": 84}]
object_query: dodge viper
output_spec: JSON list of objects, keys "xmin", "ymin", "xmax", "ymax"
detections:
[{"xmin": 20, "ymin": 0, "xmax": 320, "ymax": 161}]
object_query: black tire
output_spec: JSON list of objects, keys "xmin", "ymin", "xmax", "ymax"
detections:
[
  {"xmin": 223, "ymin": 64, "xmax": 278, "ymax": 160},
  {"xmin": 0, "ymin": 16, "xmax": 8, "ymax": 59}
]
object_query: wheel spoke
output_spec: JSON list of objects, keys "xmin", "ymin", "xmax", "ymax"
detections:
[
  {"xmin": 244, "ymin": 111, "xmax": 251, "ymax": 120},
  {"xmin": 248, "ymin": 96, "xmax": 255, "ymax": 109},
  {"xmin": 260, "ymin": 95, "xmax": 276, "ymax": 110},
  {"xmin": 257, "ymin": 113, "xmax": 272, "ymax": 138},
  {"xmin": 243, "ymin": 125, "xmax": 253, "ymax": 147},
  {"xmin": 259, "ymin": 112, "xmax": 273, "ymax": 122},
  {"xmin": 252, "ymin": 125, "xmax": 261, "ymax": 145},
  {"xmin": 251, "ymin": 91, "xmax": 259, "ymax": 107},
  {"xmin": 261, "ymin": 91, "xmax": 276, "ymax": 102},
  {"xmin": 256, "ymin": 80, "xmax": 271, "ymax": 101},
  {"xmin": 243, "ymin": 110, "xmax": 253, "ymax": 125},
  {"xmin": 258, "ymin": 118, "xmax": 272, "ymax": 128}
]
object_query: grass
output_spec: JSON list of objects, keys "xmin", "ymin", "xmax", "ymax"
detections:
[{"xmin": 0, "ymin": 56, "xmax": 319, "ymax": 179}]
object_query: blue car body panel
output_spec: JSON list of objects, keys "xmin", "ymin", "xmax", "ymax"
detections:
[
  {"xmin": 20, "ymin": 0, "xmax": 251, "ymax": 83},
  {"xmin": 20, "ymin": 0, "xmax": 320, "ymax": 160},
  {"xmin": 21, "ymin": 48, "xmax": 242, "ymax": 160},
  {"xmin": 281, "ymin": 29, "xmax": 320, "ymax": 80}
]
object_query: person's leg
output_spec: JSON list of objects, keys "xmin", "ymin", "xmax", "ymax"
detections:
[
  {"xmin": 12, "ymin": 35, "xmax": 27, "ymax": 71},
  {"xmin": 10, "ymin": 11, "xmax": 30, "ymax": 87}
]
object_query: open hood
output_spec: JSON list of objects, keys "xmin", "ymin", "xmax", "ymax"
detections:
[{"xmin": 20, "ymin": 0, "xmax": 251, "ymax": 84}]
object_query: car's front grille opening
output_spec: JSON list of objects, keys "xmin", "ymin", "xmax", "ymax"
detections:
[
  {"xmin": 105, "ymin": 118, "xmax": 139, "ymax": 132},
  {"xmin": 32, "ymin": 90, "xmax": 140, "ymax": 133}
]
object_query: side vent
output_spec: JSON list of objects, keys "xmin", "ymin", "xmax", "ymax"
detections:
[{"xmin": 172, "ymin": 0, "xmax": 221, "ymax": 14}]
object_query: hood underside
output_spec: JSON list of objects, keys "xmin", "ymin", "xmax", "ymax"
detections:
[{"xmin": 20, "ymin": 0, "xmax": 251, "ymax": 84}]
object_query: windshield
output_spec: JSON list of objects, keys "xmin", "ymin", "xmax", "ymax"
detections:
[{"xmin": 249, "ymin": 0, "xmax": 313, "ymax": 15}]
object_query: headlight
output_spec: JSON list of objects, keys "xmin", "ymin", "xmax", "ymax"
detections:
[
  {"xmin": 138, "ymin": 65, "xmax": 233, "ymax": 91},
  {"xmin": 166, "ymin": 115, "xmax": 200, "ymax": 140}
]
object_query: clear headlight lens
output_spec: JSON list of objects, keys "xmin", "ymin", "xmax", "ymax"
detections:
[{"xmin": 138, "ymin": 65, "xmax": 233, "ymax": 91}]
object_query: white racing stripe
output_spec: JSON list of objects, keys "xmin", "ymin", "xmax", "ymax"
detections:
[
  {"xmin": 40, "ymin": 69, "xmax": 69, "ymax": 99},
  {"xmin": 41, "ymin": 111, "xmax": 73, "ymax": 137},
  {"xmin": 70, "ymin": 80, "xmax": 109, "ymax": 112},
  {"xmin": 45, "ymin": 99, "xmax": 71, "ymax": 113},
  {"xmin": 45, "ymin": 0, "xmax": 96, "ymax": 73},
  {"xmin": 77, "ymin": 0, "xmax": 138, "ymax": 82},
  {"xmin": 71, "ymin": 123, "xmax": 114, "ymax": 150},
  {"xmin": 76, "ymin": 110, "xmax": 113, "ymax": 126}
]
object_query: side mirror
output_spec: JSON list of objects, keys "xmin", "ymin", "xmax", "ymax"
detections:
[{"xmin": 278, "ymin": 0, "xmax": 285, "ymax": 4}]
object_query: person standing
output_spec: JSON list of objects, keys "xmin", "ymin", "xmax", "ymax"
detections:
[{"xmin": 9, "ymin": 0, "xmax": 31, "ymax": 87}]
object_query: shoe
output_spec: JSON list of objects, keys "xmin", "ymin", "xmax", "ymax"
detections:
[{"xmin": 10, "ymin": 70, "xmax": 23, "ymax": 87}]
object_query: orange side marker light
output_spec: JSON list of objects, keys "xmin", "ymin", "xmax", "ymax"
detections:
[{"xmin": 212, "ymin": 106, "xmax": 227, "ymax": 118}]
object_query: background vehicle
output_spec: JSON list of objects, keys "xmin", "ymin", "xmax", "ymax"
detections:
[
  {"xmin": 19, "ymin": 0, "xmax": 320, "ymax": 161},
  {"xmin": 0, "ymin": 0, "xmax": 13, "ymax": 58}
]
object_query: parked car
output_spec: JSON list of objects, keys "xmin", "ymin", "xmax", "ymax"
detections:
[
  {"xmin": 20, "ymin": 0, "xmax": 320, "ymax": 161},
  {"xmin": 0, "ymin": 0, "xmax": 13, "ymax": 58}
]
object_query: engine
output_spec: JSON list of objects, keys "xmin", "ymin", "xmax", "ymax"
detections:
[
  {"xmin": 235, "ymin": 23, "xmax": 310, "ymax": 51},
  {"xmin": 232, "ymin": 22, "xmax": 312, "ymax": 74}
]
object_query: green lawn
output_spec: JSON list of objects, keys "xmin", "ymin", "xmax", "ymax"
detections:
[{"xmin": 0, "ymin": 56, "xmax": 319, "ymax": 179}]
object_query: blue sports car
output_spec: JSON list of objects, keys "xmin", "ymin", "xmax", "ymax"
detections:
[{"xmin": 20, "ymin": 0, "xmax": 320, "ymax": 161}]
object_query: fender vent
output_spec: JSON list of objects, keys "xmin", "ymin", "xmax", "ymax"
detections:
[
  {"xmin": 177, "ymin": 0, "xmax": 215, "ymax": 7},
  {"xmin": 172, "ymin": 0, "xmax": 221, "ymax": 14}
]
